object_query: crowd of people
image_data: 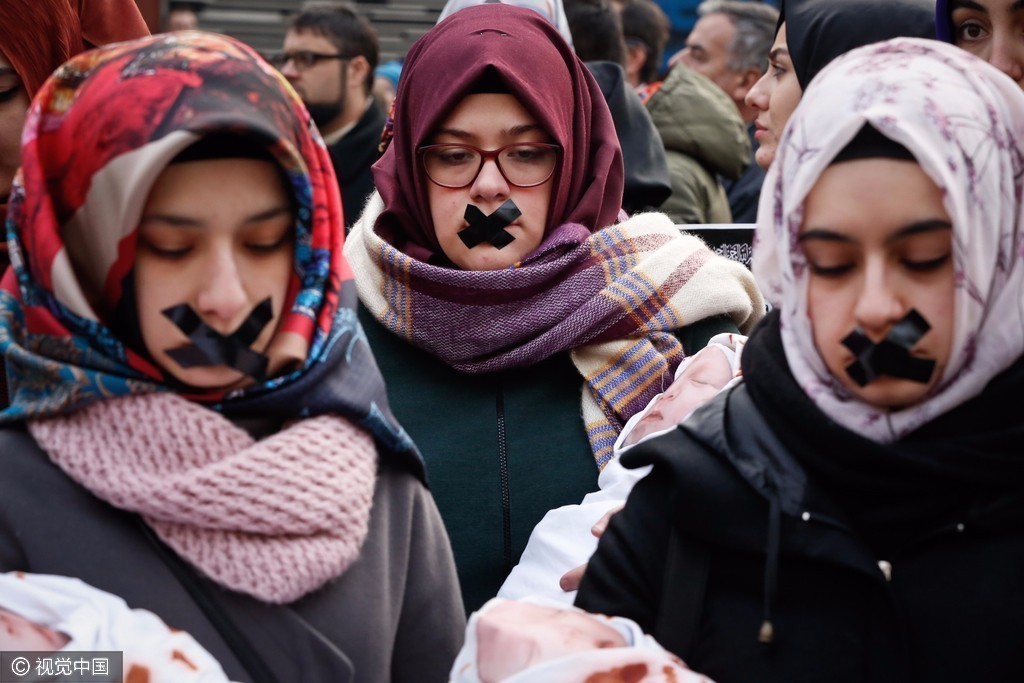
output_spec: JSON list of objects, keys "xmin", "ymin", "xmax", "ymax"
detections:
[{"xmin": 0, "ymin": 0, "xmax": 1022, "ymax": 681}]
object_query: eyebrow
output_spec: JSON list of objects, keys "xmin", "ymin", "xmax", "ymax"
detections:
[
  {"xmin": 0, "ymin": 67, "xmax": 16, "ymax": 77},
  {"xmin": 433, "ymin": 123, "xmax": 546, "ymax": 140},
  {"xmin": 798, "ymin": 219, "xmax": 953, "ymax": 246},
  {"xmin": 951, "ymin": 0, "xmax": 1024, "ymax": 9},
  {"xmin": 768, "ymin": 47, "xmax": 789, "ymax": 62},
  {"xmin": 141, "ymin": 205, "xmax": 291, "ymax": 228}
]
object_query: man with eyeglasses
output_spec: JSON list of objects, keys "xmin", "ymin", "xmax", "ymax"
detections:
[{"xmin": 274, "ymin": 2, "xmax": 383, "ymax": 228}]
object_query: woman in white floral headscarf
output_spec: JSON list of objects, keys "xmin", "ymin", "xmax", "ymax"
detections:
[{"xmin": 577, "ymin": 38, "xmax": 1024, "ymax": 682}]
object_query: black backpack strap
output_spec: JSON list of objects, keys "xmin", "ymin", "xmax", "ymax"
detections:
[
  {"xmin": 137, "ymin": 520, "xmax": 281, "ymax": 683},
  {"xmin": 654, "ymin": 526, "xmax": 711, "ymax": 658}
]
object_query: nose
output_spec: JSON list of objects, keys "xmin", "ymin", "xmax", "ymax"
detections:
[
  {"xmin": 469, "ymin": 158, "xmax": 511, "ymax": 205},
  {"xmin": 669, "ymin": 48, "xmax": 689, "ymax": 69},
  {"xmin": 194, "ymin": 246, "xmax": 250, "ymax": 331},
  {"xmin": 280, "ymin": 60, "xmax": 300, "ymax": 80},
  {"xmin": 988, "ymin": 35, "xmax": 1024, "ymax": 84},
  {"xmin": 852, "ymin": 259, "xmax": 904, "ymax": 339},
  {"xmin": 745, "ymin": 71, "xmax": 770, "ymax": 111}
]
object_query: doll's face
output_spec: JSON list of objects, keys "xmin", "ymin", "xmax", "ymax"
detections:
[
  {"xmin": 0, "ymin": 607, "xmax": 69, "ymax": 652},
  {"xmin": 951, "ymin": 0, "xmax": 1024, "ymax": 88},
  {"xmin": 0, "ymin": 53, "xmax": 29, "ymax": 201},
  {"xmin": 475, "ymin": 602, "xmax": 626, "ymax": 683},
  {"xmin": 135, "ymin": 157, "xmax": 294, "ymax": 390},
  {"xmin": 425, "ymin": 93, "xmax": 555, "ymax": 270},
  {"xmin": 801, "ymin": 158, "xmax": 955, "ymax": 408},
  {"xmin": 623, "ymin": 346, "xmax": 733, "ymax": 447}
]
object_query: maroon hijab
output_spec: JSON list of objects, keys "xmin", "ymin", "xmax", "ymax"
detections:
[{"xmin": 371, "ymin": 4, "xmax": 623, "ymax": 259}]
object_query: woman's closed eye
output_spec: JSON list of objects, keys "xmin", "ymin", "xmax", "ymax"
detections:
[
  {"xmin": 505, "ymin": 146, "xmax": 549, "ymax": 164},
  {"xmin": 138, "ymin": 235, "xmax": 193, "ymax": 259},
  {"xmin": 246, "ymin": 232, "xmax": 292, "ymax": 255},
  {"xmin": 901, "ymin": 252, "xmax": 951, "ymax": 272},
  {"xmin": 0, "ymin": 84, "xmax": 22, "ymax": 104},
  {"xmin": 436, "ymin": 148, "xmax": 476, "ymax": 166},
  {"xmin": 806, "ymin": 260, "xmax": 855, "ymax": 277}
]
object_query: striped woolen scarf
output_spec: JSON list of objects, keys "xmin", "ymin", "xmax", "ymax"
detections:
[{"xmin": 347, "ymin": 193, "xmax": 763, "ymax": 468}]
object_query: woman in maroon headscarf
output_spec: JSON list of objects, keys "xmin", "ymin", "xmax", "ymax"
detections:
[
  {"xmin": 345, "ymin": 3, "xmax": 764, "ymax": 612},
  {"xmin": 0, "ymin": 0, "xmax": 148, "ymax": 406}
]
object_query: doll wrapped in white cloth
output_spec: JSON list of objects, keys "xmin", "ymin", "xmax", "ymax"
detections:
[
  {"xmin": 0, "ymin": 572, "xmax": 236, "ymax": 682},
  {"xmin": 499, "ymin": 334, "xmax": 746, "ymax": 603},
  {"xmin": 450, "ymin": 597, "xmax": 714, "ymax": 683}
]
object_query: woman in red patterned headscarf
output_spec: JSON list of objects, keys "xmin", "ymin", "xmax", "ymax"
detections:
[{"xmin": 0, "ymin": 31, "xmax": 464, "ymax": 681}]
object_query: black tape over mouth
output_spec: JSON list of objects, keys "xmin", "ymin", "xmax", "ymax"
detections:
[
  {"xmin": 161, "ymin": 298, "xmax": 274, "ymax": 380},
  {"xmin": 458, "ymin": 199, "xmax": 522, "ymax": 249},
  {"xmin": 841, "ymin": 309, "xmax": 937, "ymax": 387}
]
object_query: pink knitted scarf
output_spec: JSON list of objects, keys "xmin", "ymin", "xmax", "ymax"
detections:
[{"xmin": 28, "ymin": 393, "xmax": 378, "ymax": 604}]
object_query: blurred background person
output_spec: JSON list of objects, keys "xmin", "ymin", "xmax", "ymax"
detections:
[
  {"xmin": 642, "ymin": 48, "xmax": 749, "ymax": 224},
  {"xmin": 744, "ymin": 0, "xmax": 934, "ymax": 171},
  {"xmin": 619, "ymin": 0, "xmax": 671, "ymax": 88},
  {"xmin": 373, "ymin": 59, "xmax": 402, "ymax": 114},
  {"xmin": 166, "ymin": 1, "xmax": 205, "ymax": 31},
  {"xmin": 935, "ymin": 0, "xmax": 1024, "ymax": 89},
  {"xmin": 564, "ymin": 0, "xmax": 628, "ymax": 65},
  {"xmin": 273, "ymin": 1, "xmax": 383, "ymax": 228},
  {"xmin": 672, "ymin": 0, "xmax": 778, "ymax": 222},
  {"xmin": 0, "ymin": 0, "xmax": 149, "ymax": 410}
]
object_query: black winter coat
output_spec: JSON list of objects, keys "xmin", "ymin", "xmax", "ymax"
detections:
[{"xmin": 576, "ymin": 381, "xmax": 1024, "ymax": 682}]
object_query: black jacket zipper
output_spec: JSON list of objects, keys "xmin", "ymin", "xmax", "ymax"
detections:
[{"xmin": 496, "ymin": 386, "xmax": 512, "ymax": 572}]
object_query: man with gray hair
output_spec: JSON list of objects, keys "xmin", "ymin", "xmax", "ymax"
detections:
[{"xmin": 671, "ymin": 0, "xmax": 778, "ymax": 222}]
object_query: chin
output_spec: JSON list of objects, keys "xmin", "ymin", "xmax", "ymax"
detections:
[
  {"xmin": 846, "ymin": 376, "xmax": 938, "ymax": 411},
  {"xmin": 165, "ymin": 363, "xmax": 254, "ymax": 391},
  {"xmin": 754, "ymin": 146, "xmax": 775, "ymax": 171}
]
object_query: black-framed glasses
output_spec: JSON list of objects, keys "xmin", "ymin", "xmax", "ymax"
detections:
[
  {"xmin": 418, "ymin": 143, "xmax": 561, "ymax": 189},
  {"xmin": 267, "ymin": 50, "xmax": 348, "ymax": 71}
]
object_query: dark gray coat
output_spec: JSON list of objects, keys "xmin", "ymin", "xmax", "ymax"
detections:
[{"xmin": 0, "ymin": 426, "xmax": 466, "ymax": 683}]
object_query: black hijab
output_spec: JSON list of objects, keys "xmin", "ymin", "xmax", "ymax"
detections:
[
  {"xmin": 779, "ymin": 0, "xmax": 936, "ymax": 89},
  {"xmin": 743, "ymin": 312, "xmax": 1024, "ymax": 558}
]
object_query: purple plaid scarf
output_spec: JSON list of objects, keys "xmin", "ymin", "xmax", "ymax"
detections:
[{"xmin": 348, "ymin": 195, "xmax": 763, "ymax": 467}]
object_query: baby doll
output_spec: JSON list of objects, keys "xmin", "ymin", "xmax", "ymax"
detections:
[
  {"xmin": 0, "ymin": 572, "xmax": 235, "ymax": 682},
  {"xmin": 499, "ymin": 334, "xmax": 745, "ymax": 602},
  {"xmin": 450, "ymin": 597, "xmax": 713, "ymax": 683}
]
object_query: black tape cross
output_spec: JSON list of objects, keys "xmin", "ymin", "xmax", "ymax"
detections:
[
  {"xmin": 459, "ymin": 200, "xmax": 522, "ymax": 249},
  {"xmin": 841, "ymin": 309, "xmax": 937, "ymax": 387},
  {"xmin": 162, "ymin": 297, "xmax": 274, "ymax": 380}
]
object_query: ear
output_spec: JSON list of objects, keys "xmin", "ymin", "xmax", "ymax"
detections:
[
  {"xmin": 346, "ymin": 55, "xmax": 372, "ymax": 92},
  {"xmin": 731, "ymin": 66, "xmax": 762, "ymax": 102}
]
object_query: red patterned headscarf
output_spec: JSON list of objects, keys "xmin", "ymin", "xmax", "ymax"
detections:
[
  {"xmin": 371, "ymin": 4, "xmax": 624, "ymax": 260},
  {"xmin": 0, "ymin": 32, "xmax": 418, "ymax": 465}
]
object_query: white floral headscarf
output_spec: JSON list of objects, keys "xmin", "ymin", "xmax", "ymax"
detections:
[{"xmin": 752, "ymin": 38, "xmax": 1024, "ymax": 442}]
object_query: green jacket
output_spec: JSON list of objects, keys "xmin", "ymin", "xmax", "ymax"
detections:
[
  {"xmin": 646, "ymin": 65, "xmax": 752, "ymax": 225},
  {"xmin": 361, "ymin": 307, "xmax": 737, "ymax": 612}
]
